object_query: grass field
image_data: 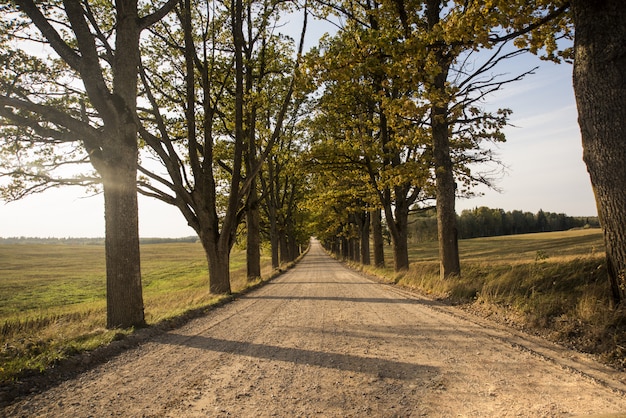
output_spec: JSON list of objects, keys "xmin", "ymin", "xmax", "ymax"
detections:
[
  {"xmin": 356, "ymin": 228, "xmax": 625, "ymax": 369},
  {"xmin": 0, "ymin": 242, "xmax": 274, "ymax": 383}
]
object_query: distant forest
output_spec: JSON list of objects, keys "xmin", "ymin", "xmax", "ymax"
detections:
[
  {"xmin": 409, "ymin": 207, "xmax": 600, "ymax": 243},
  {"xmin": 0, "ymin": 236, "xmax": 199, "ymax": 245}
]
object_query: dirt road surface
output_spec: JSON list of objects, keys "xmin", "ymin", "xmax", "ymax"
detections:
[{"xmin": 4, "ymin": 239, "xmax": 626, "ymax": 417}]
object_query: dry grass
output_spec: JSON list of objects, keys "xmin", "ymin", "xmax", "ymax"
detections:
[{"xmin": 360, "ymin": 229, "xmax": 626, "ymax": 369}]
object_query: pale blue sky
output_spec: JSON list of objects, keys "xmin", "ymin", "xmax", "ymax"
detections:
[
  {"xmin": 0, "ymin": 15, "xmax": 595, "ymax": 238},
  {"xmin": 455, "ymin": 55, "xmax": 595, "ymax": 217}
]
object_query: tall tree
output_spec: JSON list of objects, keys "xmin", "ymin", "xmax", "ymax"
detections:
[
  {"xmin": 315, "ymin": 0, "xmax": 572, "ymax": 280},
  {"xmin": 424, "ymin": 0, "xmax": 460, "ymax": 279},
  {"xmin": 0, "ymin": 0, "xmax": 176, "ymax": 328},
  {"xmin": 571, "ymin": 0, "xmax": 626, "ymax": 305},
  {"xmin": 259, "ymin": 101, "xmax": 309, "ymax": 267},
  {"xmin": 390, "ymin": 0, "xmax": 570, "ymax": 279},
  {"xmin": 137, "ymin": 0, "xmax": 305, "ymax": 293}
]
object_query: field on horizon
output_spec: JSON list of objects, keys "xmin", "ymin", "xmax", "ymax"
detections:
[
  {"xmin": 407, "ymin": 228, "xmax": 605, "ymax": 264},
  {"xmin": 0, "ymin": 242, "xmax": 275, "ymax": 321},
  {"xmin": 0, "ymin": 242, "xmax": 274, "ymax": 383},
  {"xmin": 1, "ymin": 229, "xmax": 606, "ymax": 326}
]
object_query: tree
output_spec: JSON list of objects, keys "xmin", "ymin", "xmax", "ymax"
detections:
[
  {"xmin": 571, "ymin": 0, "xmax": 626, "ymax": 305},
  {"xmin": 0, "ymin": 0, "xmax": 176, "ymax": 328},
  {"xmin": 390, "ymin": 0, "xmax": 571, "ymax": 279},
  {"xmin": 259, "ymin": 101, "xmax": 310, "ymax": 268},
  {"xmin": 307, "ymin": 18, "xmax": 433, "ymax": 272},
  {"xmin": 137, "ymin": 0, "xmax": 306, "ymax": 293}
]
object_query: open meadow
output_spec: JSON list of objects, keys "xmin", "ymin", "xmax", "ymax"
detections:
[
  {"xmin": 1, "ymin": 229, "xmax": 624, "ymax": 385},
  {"xmin": 0, "ymin": 241, "xmax": 273, "ymax": 383}
]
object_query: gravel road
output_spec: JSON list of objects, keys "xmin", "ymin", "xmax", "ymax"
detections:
[{"xmin": 3, "ymin": 238, "xmax": 626, "ymax": 417}]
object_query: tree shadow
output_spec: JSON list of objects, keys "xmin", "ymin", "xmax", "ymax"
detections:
[
  {"xmin": 245, "ymin": 294, "xmax": 439, "ymax": 306},
  {"xmin": 162, "ymin": 333, "xmax": 437, "ymax": 380}
]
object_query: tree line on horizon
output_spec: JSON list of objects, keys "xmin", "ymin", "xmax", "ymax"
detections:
[
  {"xmin": 0, "ymin": 237, "xmax": 199, "ymax": 245},
  {"xmin": 1, "ymin": 1, "xmax": 625, "ymax": 329},
  {"xmin": 408, "ymin": 207, "xmax": 600, "ymax": 243}
]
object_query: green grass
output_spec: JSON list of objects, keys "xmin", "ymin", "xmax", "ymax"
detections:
[
  {"xmin": 359, "ymin": 229, "xmax": 626, "ymax": 369},
  {"xmin": 0, "ymin": 242, "xmax": 275, "ymax": 384}
]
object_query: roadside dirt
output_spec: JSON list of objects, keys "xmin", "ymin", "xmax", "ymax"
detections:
[{"xmin": 3, "ymin": 239, "xmax": 626, "ymax": 417}]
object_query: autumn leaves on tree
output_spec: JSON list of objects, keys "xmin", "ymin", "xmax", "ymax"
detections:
[{"xmin": 307, "ymin": 0, "xmax": 570, "ymax": 276}]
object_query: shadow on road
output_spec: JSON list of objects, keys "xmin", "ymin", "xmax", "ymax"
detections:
[
  {"xmin": 245, "ymin": 294, "xmax": 439, "ymax": 306},
  {"xmin": 162, "ymin": 333, "xmax": 437, "ymax": 380}
]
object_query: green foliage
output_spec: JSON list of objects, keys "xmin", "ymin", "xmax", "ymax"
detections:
[{"xmin": 304, "ymin": 0, "xmax": 574, "ymax": 255}]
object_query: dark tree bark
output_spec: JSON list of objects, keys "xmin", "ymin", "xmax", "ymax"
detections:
[
  {"xmin": 572, "ymin": 0, "xmax": 626, "ymax": 305},
  {"xmin": 341, "ymin": 236, "xmax": 349, "ymax": 259},
  {"xmin": 262, "ymin": 164, "xmax": 280, "ymax": 268},
  {"xmin": 372, "ymin": 208, "xmax": 385, "ymax": 268},
  {"xmin": 359, "ymin": 211, "xmax": 371, "ymax": 265},
  {"xmin": 102, "ymin": 153, "xmax": 144, "ymax": 329},
  {"xmin": 246, "ymin": 185, "xmax": 262, "ymax": 280},
  {"xmin": 201, "ymin": 232, "xmax": 232, "ymax": 295},
  {"xmin": 386, "ymin": 200, "xmax": 410, "ymax": 271},
  {"xmin": 427, "ymin": 0, "xmax": 461, "ymax": 280},
  {"xmin": 279, "ymin": 228, "xmax": 290, "ymax": 264}
]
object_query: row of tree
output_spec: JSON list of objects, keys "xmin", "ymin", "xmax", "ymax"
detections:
[
  {"xmin": 0, "ymin": 0, "xmax": 311, "ymax": 328},
  {"xmin": 306, "ymin": 1, "xmax": 565, "ymax": 266},
  {"xmin": 407, "ymin": 207, "xmax": 599, "ymax": 243},
  {"xmin": 1, "ymin": 1, "xmax": 625, "ymax": 329},
  {"xmin": 308, "ymin": 0, "xmax": 626, "ymax": 307}
]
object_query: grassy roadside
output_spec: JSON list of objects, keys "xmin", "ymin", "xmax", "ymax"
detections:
[
  {"xmin": 0, "ymin": 242, "xmax": 278, "ymax": 385},
  {"xmin": 357, "ymin": 229, "xmax": 626, "ymax": 370}
]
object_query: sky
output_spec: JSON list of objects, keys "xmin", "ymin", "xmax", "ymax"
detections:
[
  {"xmin": 0, "ymin": 14, "xmax": 596, "ymax": 238},
  {"xmin": 454, "ymin": 54, "xmax": 595, "ymax": 217}
]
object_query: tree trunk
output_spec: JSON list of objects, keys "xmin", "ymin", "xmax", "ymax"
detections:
[
  {"xmin": 289, "ymin": 236, "xmax": 299, "ymax": 261},
  {"xmin": 572, "ymin": 0, "xmax": 626, "ymax": 305},
  {"xmin": 279, "ymin": 230, "xmax": 289, "ymax": 264},
  {"xmin": 391, "ymin": 228, "xmax": 409, "ymax": 272},
  {"xmin": 103, "ymin": 163, "xmax": 144, "ymax": 329},
  {"xmin": 383, "ymin": 200, "xmax": 410, "ymax": 271},
  {"xmin": 434, "ymin": 111, "xmax": 461, "ymax": 279},
  {"xmin": 269, "ymin": 226, "xmax": 280, "ymax": 269},
  {"xmin": 103, "ymin": 0, "xmax": 145, "ymax": 329},
  {"xmin": 202, "ymin": 234, "xmax": 232, "ymax": 294},
  {"xmin": 341, "ymin": 236, "xmax": 349, "ymax": 259},
  {"xmin": 372, "ymin": 208, "xmax": 385, "ymax": 267},
  {"xmin": 246, "ymin": 183, "xmax": 261, "ymax": 280},
  {"xmin": 360, "ymin": 211, "xmax": 371, "ymax": 265},
  {"xmin": 428, "ymin": 0, "xmax": 461, "ymax": 280},
  {"xmin": 351, "ymin": 237, "xmax": 360, "ymax": 262}
]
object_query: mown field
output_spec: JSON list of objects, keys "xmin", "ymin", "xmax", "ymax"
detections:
[
  {"xmin": 1, "ymin": 229, "xmax": 624, "ymax": 385},
  {"xmin": 0, "ymin": 242, "xmax": 274, "ymax": 384}
]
